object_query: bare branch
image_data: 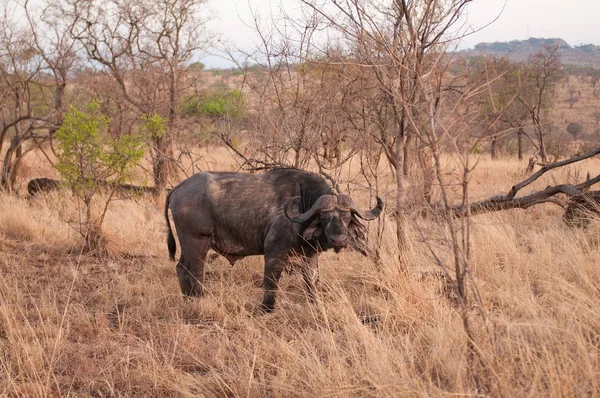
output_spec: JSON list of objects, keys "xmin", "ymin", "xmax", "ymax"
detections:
[{"xmin": 505, "ymin": 146, "xmax": 600, "ymax": 200}]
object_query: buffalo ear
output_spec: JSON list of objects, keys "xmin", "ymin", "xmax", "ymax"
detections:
[
  {"xmin": 302, "ymin": 222, "xmax": 323, "ymax": 241},
  {"xmin": 349, "ymin": 217, "xmax": 366, "ymax": 240},
  {"xmin": 349, "ymin": 217, "xmax": 368, "ymax": 256}
]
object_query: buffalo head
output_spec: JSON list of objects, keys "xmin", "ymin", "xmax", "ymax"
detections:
[{"xmin": 284, "ymin": 194, "xmax": 383, "ymax": 250}]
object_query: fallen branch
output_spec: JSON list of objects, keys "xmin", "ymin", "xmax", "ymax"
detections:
[
  {"xmin": 506, "ymin": 146, "xmax": 600, "ymax": 200},
  {"xmin": 449, "ymin": 146, "xmax": 600, "ymax": 218},
  {"xmin": 456, "ymin": 184, "xmax": 572, "ymax": 216}
]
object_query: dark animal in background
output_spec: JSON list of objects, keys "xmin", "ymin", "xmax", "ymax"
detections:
[
  {"xmin": 27, "ymin": 177, "xmax": 160, "ymax": 198},
  {"xmin": 27, "ymin": 178, "xmax": 60, "ymax": 196},
  {"xmin": 164, "ymin": 168, "xmax": 383, "ymax": 312}
]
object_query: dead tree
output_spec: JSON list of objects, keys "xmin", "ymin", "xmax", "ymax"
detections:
[
  {"xmin": 449, "ymin": 146, "xmax": 600, "ymax": 223},
  {"xmin": 0, "ymin": 1, "xmax": 74, "ymax": 192}
]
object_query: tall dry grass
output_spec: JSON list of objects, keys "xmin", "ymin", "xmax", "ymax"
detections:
[{"xmin": 0, "ymin": 155, "xmax": 599, "ymax": 396}]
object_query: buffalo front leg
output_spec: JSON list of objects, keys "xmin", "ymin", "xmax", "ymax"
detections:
[
  {"xmin": 177, "ymin": 235, "xmax": 210, "ymax": 297},
  {"xmin": 261, "ymin": 257, "xmax": 286, "ymax": 313}
]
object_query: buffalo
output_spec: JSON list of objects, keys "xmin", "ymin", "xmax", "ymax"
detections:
[
  {"xmin": 164, "ymin": 168, "xmax": 383, "ymax": 312},
  {"xmin": 27, "ymin": 178, "xmax": 60, "ymax": 197}
]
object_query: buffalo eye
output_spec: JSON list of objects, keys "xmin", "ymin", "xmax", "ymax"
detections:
[
  {"xmin": 319, "ymin": 213, "xmax": 332, "ymax": 223},
  {"xmin": 340, "ymin": 211, "xmax": 351, "ymax": 223}
]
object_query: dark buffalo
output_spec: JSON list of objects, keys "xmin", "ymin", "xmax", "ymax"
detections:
[
  {"xmin": 27, "ymin": 177, "xmax": 160, "ymax": 197},
  {"xmin": 27, "ymin": 178, "xmax": 60, "ymax": 196},
  {"xmin": 164, "ymin": 168, "xmax": 383, "ymax": 312}
]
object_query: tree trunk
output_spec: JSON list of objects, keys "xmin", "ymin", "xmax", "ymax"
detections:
[
  {"xmin": 538, "ymin": 129, "xmax": 547, "ymax": 163},
  {"xmin": 1, "ymin": 88, "xmax": 25, "ymax": 192},
  {"xmin": 395, "ymin": 125, "xmax": 408, "ymax": 270},
  {"xmin": 0, "ymin": 137, "xmax": 26, "ymax": 193},
  {"xmin": 153, "ymin": 66, "xmax": 178, "ymax": 189},
  {"xmin": 533, "ymin": 114, "xmax": 547, "ymax": 163},
  {"xmin": 1, "ymin": 143, "xmax": 17, "ymax": 191},
  {"xmin": 153, "ymin": 134, "xmax": 172, "ymax": 189},
  {"xmin": 293, "ymin": 138, "xmax": 302, "ymax": 168},
  {"xmin": 9, "ymin": 145, "xmax": 22, "ymax": 187},
  {"xmin": 517, "ymin": 128, "xmax": 524, "ymax": 161},
  {"xmin": 334, "ymin": 140, "xmax": 341, "ymax": 165},
  {"xmin": 490, "ymin": 135, "xmax": 497, "ymax": 160},
  {"xmin": 418, "ymin": 144, "xmax": 434, "ymax": 205},
  {"xmin": 403, "ymin": 134, "xmax": 411, "ymax": 176},
  {"xmin": 83, "ymin": 202, "xmax": 108, "ymax": 255}
]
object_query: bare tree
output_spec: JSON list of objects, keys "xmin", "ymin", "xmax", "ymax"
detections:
[
  {"xmin": 0, "ymin": 0, "xmax": 77, "ymax": 191},
  {"xmin": 566, "ymin": 88, "xmax": 579, "ymax": 109},
  {"xmin": 469, "ymin": 56, "xmax": 531, "ymax": 160},
  {"xmin": 298, "ymin": 0, "xmax": 478, "ymax": 266},
  {"xmin": 518, "ymin": 44, "xmax": 563, "ymax": 164},
  {"xmin": 221, "ymin": 10, "xmax": 363, "ymax": 191},
  {"xmin": 64, "ymin": 0, "xmax": 211, "ymax": 188},
  {"xmin": 290, "ymin": 2, "xmax": 527, "ymax": 393},
  {"xmin": 0, "ymin": 7, "xmax": 39, "ymax": 190}
]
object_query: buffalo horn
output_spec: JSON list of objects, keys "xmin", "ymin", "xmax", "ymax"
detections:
[
  {"xmin": 336, "ymin": 195, "xmax": 384, "ymax": 221},
  {"xmin": 284, "ymin": 195, "xmax": 336, "ymax": 223}
]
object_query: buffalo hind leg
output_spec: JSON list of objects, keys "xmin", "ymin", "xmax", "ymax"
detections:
[
  {"xmin": 261, "ymin": 257, "xmax": 286, "ymax": 313},
  {"xmin": 177, "ymin": 235, "xmax": 210, "ymax": 297}
]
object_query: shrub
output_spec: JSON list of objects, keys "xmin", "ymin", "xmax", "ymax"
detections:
[
  {"xmin": 55, "ymin": 102, "xmax": 148, "ymax": 253},
  {"xmin": 182, "ymin": 90, "xmax": 246, "ymax": 119},
  {"xmin": 189, "ymin": 61, "xmax": 205, "ymax": 71},
  {"xmin": 566, "ymin": 122, "xmax": 583, "ymax": 139},
  {"xmin": 471, "ymin": 144, "xmax": 483, "ymax": 155}
]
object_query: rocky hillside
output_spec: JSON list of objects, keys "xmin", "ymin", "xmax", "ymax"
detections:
[{"xmin": 461, "ymin": 38, "xmax": 600, "ymax": 67}]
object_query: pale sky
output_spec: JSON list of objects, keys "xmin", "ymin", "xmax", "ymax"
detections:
[
  {"xmin": 461, "ymin": 0, "xmax": 600, "ymax": 48},
  {"xmin": 204, "ymin": 0, "xmax": 600, "ymax": 68}
]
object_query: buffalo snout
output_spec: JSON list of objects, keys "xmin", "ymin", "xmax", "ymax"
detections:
[{"xmin": 328, "ymin": 234, "xmax": 348, "ymax": 248}]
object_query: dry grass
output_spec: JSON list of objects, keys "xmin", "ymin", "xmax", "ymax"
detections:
[{"xmin": 1, "ymin": 155, "xmax": 600, "ymax": 397}]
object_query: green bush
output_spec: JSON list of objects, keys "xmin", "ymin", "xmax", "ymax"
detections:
[
  {"xmin": 471, "ymin": 144, "xmax": 483, "ymax": 155},
  {"xmin": 182, "ymin": 90, "xmax": 246, "ymax": 118},
  {"xmin": 140, "ymin": 113, "xmax": 167, "ymax": 139},
  {"xmin": 55, "ymin": 102, "xmax": 148, "ymax": 252}
]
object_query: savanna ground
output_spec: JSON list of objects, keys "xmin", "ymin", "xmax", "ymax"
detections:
[{"xmin": 1, "ymin": 145, "xmax": 599, "ymax": 397}]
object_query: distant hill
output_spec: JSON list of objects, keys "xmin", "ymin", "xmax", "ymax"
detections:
[{"xmin": 460, "ymin": 38, "xmax": 600, "ymax": 68}]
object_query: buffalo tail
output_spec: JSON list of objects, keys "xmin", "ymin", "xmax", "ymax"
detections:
[{"xmin": 165, "ymin": 186, "xmax": 178, "ymax": 261}]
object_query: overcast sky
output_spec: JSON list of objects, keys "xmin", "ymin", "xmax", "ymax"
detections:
[
  {"xmin": 204, "ymin": 0, "xmax": 600, "ymax": 68},
  {"xmin": 461, "ymin": 0, "xmax": 600, "ymax": 48}
]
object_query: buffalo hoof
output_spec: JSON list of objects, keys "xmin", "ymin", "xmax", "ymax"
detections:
[
  {"xmin": 261, "ymin": 296, "xmax": 275, "ymax": 313},
  {"xmin": 182, "ymin": 283, "xmax": 203, "ymax": 297},
  {"xmin": 182, "ymin": 289, "xmax": 203, "ymax": 299},
  {"xmin": 178, "ymin": 278, "xmax": 203, "ymax": 298},
  {"xmin": 176, "ymin": 264, "xmax": 204, "ymax": 297}
]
